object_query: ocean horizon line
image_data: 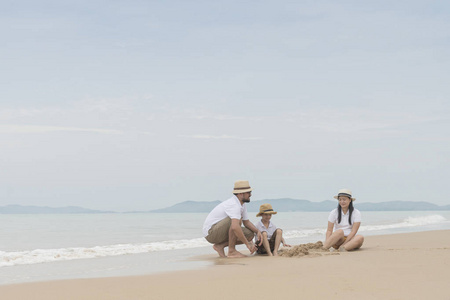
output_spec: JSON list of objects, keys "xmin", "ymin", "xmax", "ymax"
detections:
[{"xmin": 1, "ymin": 199, "xmax": 449, "ymax": 214}]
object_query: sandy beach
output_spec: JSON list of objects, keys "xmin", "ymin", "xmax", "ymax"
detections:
[{"xmin": 1, "ymin": 230, "xmax": 449, "ymax": 300}]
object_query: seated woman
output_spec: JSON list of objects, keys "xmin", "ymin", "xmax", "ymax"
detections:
[
  {"xmin": 255, "ymin": 204, "xmax": 291, "ymax": 256},
  {"xmin": 323, "ymin": 189, "xmax": 364, "ymax": 251}
]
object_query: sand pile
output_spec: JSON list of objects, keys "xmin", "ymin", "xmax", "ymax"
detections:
[{"xmin": 279, "ymin": 241, "xmax": 334, "ymax": 257}]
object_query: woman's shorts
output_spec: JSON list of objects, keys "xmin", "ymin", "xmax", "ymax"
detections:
[{"xmin": 332, "ymin": 236, "xmax": 347, "ymax": 249}]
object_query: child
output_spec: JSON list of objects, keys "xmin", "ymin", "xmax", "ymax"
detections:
[{"xmin": 255, "ymin": 204, "xmax": 290, "ymax": 256}]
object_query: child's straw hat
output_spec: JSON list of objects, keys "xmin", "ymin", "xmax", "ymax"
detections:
[{"xmin": 256, "ymin": 203, "xmax": 277, "ymax": 217}]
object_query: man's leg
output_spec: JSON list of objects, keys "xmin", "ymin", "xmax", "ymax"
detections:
[
  {"xmin": 228, "ymin": 221, "xmax": 255, "ymax": 258},
  {"xmin": 227, "ymin": 221, "xmax": 248, "ymax": 258},
  {"xmin": 213, "ymin": 241, "xmax": 228, "ymax": 257},
  {"xmin": 228, "ymin": 227, "xmax": 246, "ymax": 257},
  {"xmin": 206, "ymin": 218, "xmax": 232, "ymax": 257}
]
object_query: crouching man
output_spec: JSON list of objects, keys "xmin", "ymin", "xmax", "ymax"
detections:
[{"xmin": 202, "ymin": 180, "xmax": 262, "ymax": 258}]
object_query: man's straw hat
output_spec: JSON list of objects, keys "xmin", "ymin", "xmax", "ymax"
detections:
[
  {"xmin": 232, "ymin": 180, "xmax": 252, "ymax": 194},
  {"xmin": 256, "ymin": 203, "xmax": 277, "ymax": 217},
  {"xmin": 333, "ymin": 188, "xmax": 356, "ymax": 201}
]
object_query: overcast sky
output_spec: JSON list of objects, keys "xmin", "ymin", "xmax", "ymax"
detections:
[{"xmin": 1, "ymin": 1, "xmax": 449, "ymax": 211}]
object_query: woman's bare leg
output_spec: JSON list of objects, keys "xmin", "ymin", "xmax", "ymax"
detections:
[
  {"xmin": 343, "ymin": 235, "xmax": 364, "ymax": 251},
  {"xmin": 323, "ymin": 229, "xmax": 345, "ymax": 249}
]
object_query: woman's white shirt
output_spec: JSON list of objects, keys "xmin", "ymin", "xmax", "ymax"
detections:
[{"xmin": 328, "ymin": 208, "xmax": 361, "ymax": 236}]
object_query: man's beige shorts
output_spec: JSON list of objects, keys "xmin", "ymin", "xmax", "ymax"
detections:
[{"xmin": 205, "ymin": 217, "xmax": 254, "ymax": 244}]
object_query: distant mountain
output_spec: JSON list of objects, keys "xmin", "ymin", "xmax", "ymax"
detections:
[
  {"xmin": 145, "ymin": 200, "xmax": 221, "ymax": 213},
  {"xmin": 0, "ymin": 205, "xmax": 114, "ymax": 214},
  {"xmin": 148, "ymin": 198, "xmax": 336, "ymax": 213},
  {"xmin": 148, "ymin": 198, "xmax": 450, "ymax": 213},
  {"xmin": 245, "ymin": 198, "xmax": 336, "ymax": 212},
  {"xmin": 2, "ymin": 199, "xmax": 448, "ymax": 214}
]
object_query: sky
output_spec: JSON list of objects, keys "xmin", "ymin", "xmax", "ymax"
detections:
[{"xmin": 1, "ymin": 1, "xmax": 449, "ymax": 211}]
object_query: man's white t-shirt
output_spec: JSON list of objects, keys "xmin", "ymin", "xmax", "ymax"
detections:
[
  {"xmin": 202, "ymin": 195, "xmax": 249, "ymax": 237},
  {"xmin": 328, "ymin": 208, "xmax": 361, "ymax": 236},
  {"xmin": 256, "ymin": 220, "xmax": 277, "ymax": 239}
]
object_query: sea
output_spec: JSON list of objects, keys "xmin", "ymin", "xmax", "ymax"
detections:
[{"xmin": 1, "ymin": 210, "xmax": 450, "ymax": 285}]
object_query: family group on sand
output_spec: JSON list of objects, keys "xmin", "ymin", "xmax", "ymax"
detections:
[{"xmin": 202, "ymin": 180, "xmax": 364, "ymax": 258}]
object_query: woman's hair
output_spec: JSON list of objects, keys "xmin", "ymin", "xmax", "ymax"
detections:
[{"xmin": 337, "ymin": 199, "xmax": 354, "ymax": 225}]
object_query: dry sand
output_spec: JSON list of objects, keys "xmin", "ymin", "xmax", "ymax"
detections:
[{"xmin": 1, "ymin": 230, "xmax": 449, "ymax": 300}]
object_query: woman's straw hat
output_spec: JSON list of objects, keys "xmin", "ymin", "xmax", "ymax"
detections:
[
  {"xmin": 333, "ymin": 188, "xmax": 356, "ymax": 201},
  {"xmin": 232, "ymin": 180, "xmax": 253, "ymax": 194},
  {"xmin": 256, "ymin": 203, "xmax": 277, "ymax": 217}
]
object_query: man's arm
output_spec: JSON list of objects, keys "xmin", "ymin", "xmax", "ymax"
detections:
[
  {"xmin": 243, "ymin": 219, "xmax": 262, "ymax": 245},
  {"xmin": 230, "ymin": 219, "xmax": 253, "ymax": 246}
]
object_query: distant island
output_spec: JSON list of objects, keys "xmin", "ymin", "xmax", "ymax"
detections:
[{"xmin": 1, "ymin": 199, "xmax": 449, "ymax": 214}]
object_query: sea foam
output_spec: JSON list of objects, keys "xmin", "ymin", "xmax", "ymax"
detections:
[
  {"xmin": 0, "ymin": 238, "xmax": 210, "ymax": 267},
  {"xmin": 282, "ymin": 214, "xmax": 447, "ymax": 239},
  {"xmin": 360, "ymin": 214, "xmax": 447, "ymax": 232}
]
